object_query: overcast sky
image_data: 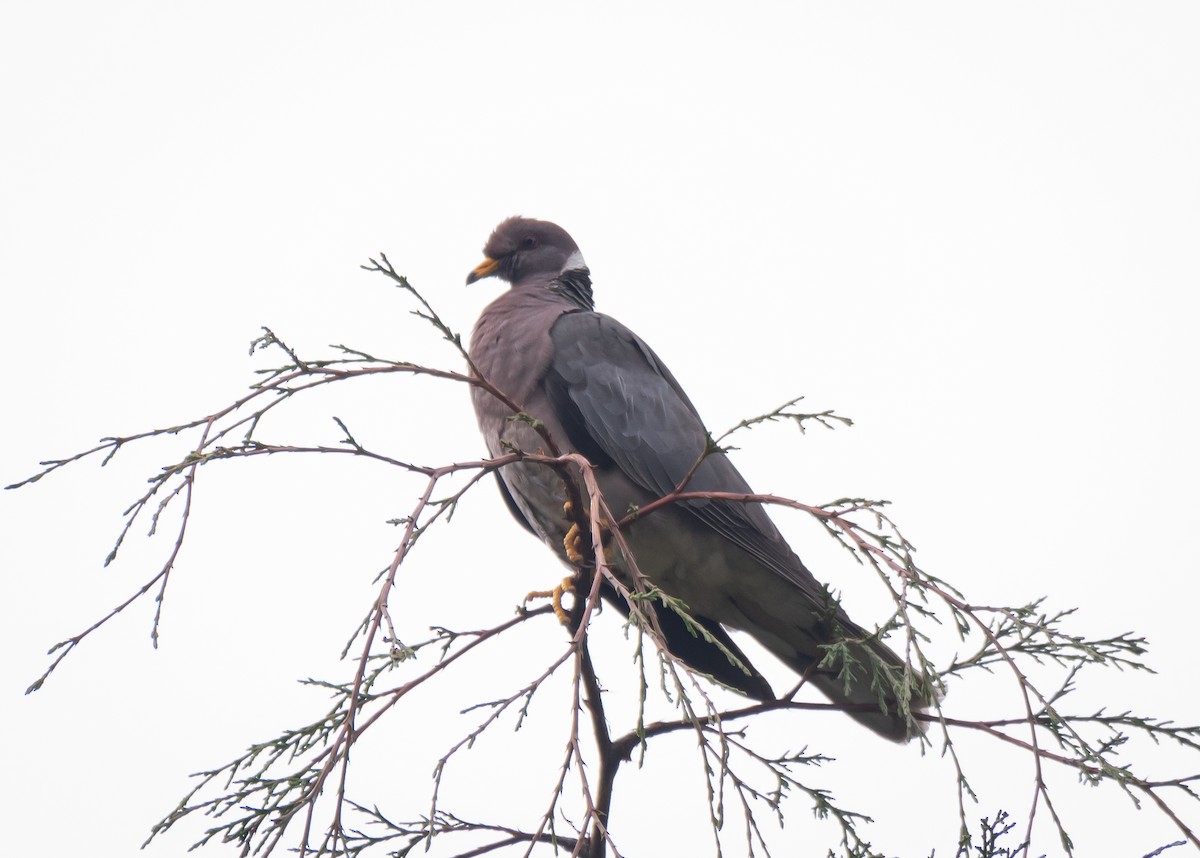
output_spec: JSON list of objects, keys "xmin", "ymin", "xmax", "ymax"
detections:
[{"xmin": 3, "ymin": 4, "xmax": 1198, "ymax": 857}]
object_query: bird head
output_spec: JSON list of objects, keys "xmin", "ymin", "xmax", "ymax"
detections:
[{"xmin": 466, "ymin": 217, "xmax": 588, "ymax": 288}]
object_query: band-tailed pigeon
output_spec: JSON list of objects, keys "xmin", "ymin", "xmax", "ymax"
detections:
[{"xmin": 467, "ymin": 217, "xmax": 931, "ymax": 740}]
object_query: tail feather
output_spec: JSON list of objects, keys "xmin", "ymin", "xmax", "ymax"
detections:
[{"xmin": 807, "ymin": 635, "xmax": 937, "ymax": 742}]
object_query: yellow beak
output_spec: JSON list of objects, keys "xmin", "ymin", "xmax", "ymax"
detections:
[{"xmin": 466, "ymin": 257, "xmax": 500, "ymax": 284}]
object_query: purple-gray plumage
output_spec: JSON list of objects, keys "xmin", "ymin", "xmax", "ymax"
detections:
[{"xmin": 467, "ymin": 216, "xmax": 934, "ymax": 741}]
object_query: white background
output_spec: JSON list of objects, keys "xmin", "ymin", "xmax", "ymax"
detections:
[{"xmin": 2, "ymin": 3, "xmax": 1198, "ymax": 856}]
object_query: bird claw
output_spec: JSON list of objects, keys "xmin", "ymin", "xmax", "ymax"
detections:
[
  {"xmin": 564, "ymin": 521, "xmax": 589, "ymax": 565},
  {"xmin": 562, "ymin": 500, "xmax": 612, "ymax": 566},
  {"xmin": 524, "ymin": 576, "xmax": 576, "ymax": 624}
]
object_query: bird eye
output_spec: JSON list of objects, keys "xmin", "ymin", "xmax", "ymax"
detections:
[{"xmin": 521, "ymin": 235, "xmax": 538, "ymax": 250}]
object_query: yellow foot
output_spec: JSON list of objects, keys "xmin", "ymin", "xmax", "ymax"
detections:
[
  {"xmin": 562, "ymin": 501, "xmax": 613, "ymax": 566},
  {"xmin": 525, "ymin": 576, "xmax": 576, "ymax": 624}
]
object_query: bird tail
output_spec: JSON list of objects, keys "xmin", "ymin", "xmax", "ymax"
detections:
[{"xmin": 806, "ymin": 632, "xmax": 938, "ymax": 742}]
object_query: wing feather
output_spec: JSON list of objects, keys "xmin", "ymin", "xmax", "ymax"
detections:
[{"xmin": 544, "ymin": 311, "xmax": 834, "ymax": 612}]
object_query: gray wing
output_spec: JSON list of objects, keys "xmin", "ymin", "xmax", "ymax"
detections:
[
  {"xmin": 490, "ymin": 466, "xmax": 774, "ymax": 699},
  {"xmin": 543, "ymin": 311, "xmax": 833, "ymax": 611}
]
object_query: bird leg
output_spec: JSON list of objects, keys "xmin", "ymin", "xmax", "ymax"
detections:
[
  {"xmin": 524, "ymin": 576, "xmax": 576, "ymax": 624},
  {"xmin": 562, "ymin": 500, "xmax": 612, "ymax": 566},
  {"xmin": 524, "ymin": 503, "xmax": 613, "ymax": 626},
  {"xmin": 525, "ymin": 499, "xmax": 614, "ymax": 628}
]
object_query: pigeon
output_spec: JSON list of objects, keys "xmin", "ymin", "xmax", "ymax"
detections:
[{"xmin": 467, "ymin": 216, "xmax": 931, "ymax": 740}]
